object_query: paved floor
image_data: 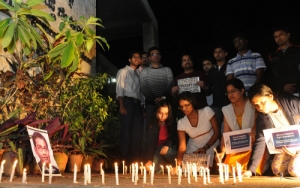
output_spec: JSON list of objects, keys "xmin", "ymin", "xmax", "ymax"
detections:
[{"xmin": 0, "ymin": 172, "xmax": 300, "ymax": 187}]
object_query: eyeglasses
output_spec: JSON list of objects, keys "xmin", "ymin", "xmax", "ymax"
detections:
[
  {"xmin": 226, "ymin": 88, "xmax": 239, "ymax": 95},
  {"xmin": 150, "ymin": 53, "xmax": 160, "ymax": 56},
  {"xmin": 179, "ymin": 103, "xmax": 191, "ymax": 110},
  {"xmin": 36, "ymin": 146, "xmax": 49, "ymax": 152}
]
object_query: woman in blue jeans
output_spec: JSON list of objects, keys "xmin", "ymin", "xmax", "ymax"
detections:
[{"xmin": 145, "ymin": 100, "xmax": 177, "ymax": 173}]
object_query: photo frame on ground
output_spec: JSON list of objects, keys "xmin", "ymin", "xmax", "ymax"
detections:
[{"xmin": 27, "ymin": 126, "xmax": 61, "ymax": 176}]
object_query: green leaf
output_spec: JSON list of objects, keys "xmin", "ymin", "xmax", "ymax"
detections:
[
  {"xmin": 66, "ymin": 52, "xmax": 79, "ymax": 77},
  {"xmin": 59, "ymin": 22, "xmax": 65, "ymax": 31},
  {"xmin": 76, "ymin": 33, "xmax": 84, "ymax": 46},
  {"xmin": 26, "ymin": 0, "xmax": 44, "ymax": 7},
  {"xmin": 0, "ymin": 0, "xmax": 14, "ymax": 11},
  {"xmin": 24, "ymin": 46, "xmax": 31, "ymax": 55},
  {"xmin": 0, "ymin": 18, "xmax": 11, "ymax": 37},
  {"xmin": 18, "ymin": 24, "xmax": 31, "ymax": 47},
  {"xmin": 48, "ymin": 42, "xmax": 68, "ymax": 58},
  {"xmin": 65, "ymin": 30, "xmax": 71, "ymax": 41},
  {"xmin": 85, "ymin": 38, "xmax": 94, "ymax": 52},
  {"xmin": 61, "ymin": 42, "xmax": 75, "ymax": 68},
  {"xmin": 2, "ymin": 22, "xmax": 16, "ymax": 48},
  {"xmin": 30, "ymin": 9, "xmax": 55, "ymax": 21},
  {"xmin": 86, "ymin": 16, "xmax": 99, "ymax": 24},
  {"xmin": 43, "ymin": 70, "xmax": 54, "ymax": 81},
  {"xmin": 16, "ymin": 7, "xmax": 31, "ymax": 15}
]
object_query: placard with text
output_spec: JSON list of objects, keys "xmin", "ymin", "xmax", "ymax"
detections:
[{"xmin": 223, "ymin": 128, "xmax": 251, "ymax": 154}]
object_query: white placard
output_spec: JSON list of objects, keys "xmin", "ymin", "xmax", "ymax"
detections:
[
  {"xmin": 223, "ymin": 128, "xmax": 251, "ymax": 154},
  {"xmin": 263, "ymin": 125, "xmax": 300, "ymax": 154},
  {"xmin": 177, "ymin": 77, "xmax": 200, "ymax": 94}
]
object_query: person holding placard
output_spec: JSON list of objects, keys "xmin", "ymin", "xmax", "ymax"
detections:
[
  {"xmin": 245, "ymin": 84, "xmax": 300, "ymax": 177},
  {"xmin": 216, "ymin": 78, "xmax": 265, "ymax": 174},
  {"xmin": 176, "ymin": 91, "xmax": 219, "ymax": 168},
  {"xmin": 144, "ymin": 100, "xmax": 177, "ymax": 173}
]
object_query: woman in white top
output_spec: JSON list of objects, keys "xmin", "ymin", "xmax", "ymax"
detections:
[{"xmin": 176, "ymin": 91, "xmax": 219, "ymax": 167}]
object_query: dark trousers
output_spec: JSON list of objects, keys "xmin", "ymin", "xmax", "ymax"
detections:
[{"xmin": 120, "ymin": 98, "xmax": 143, "ymax": 163}]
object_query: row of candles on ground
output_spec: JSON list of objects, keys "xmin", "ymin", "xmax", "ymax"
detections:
[{"xmin": 0, "ymin": 160, "xmax": 27, "ymax": 183}]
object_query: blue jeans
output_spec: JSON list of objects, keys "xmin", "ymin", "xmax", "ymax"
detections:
[
  {"xmin": 153, "ymin": 145, "xmax": 177, "ymax": 173},
  {"xmin": 120, "ymin": 98, "xmax": 143, "ymax": 163}
]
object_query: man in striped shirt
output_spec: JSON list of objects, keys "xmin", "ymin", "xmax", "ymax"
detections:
[{"xmin": 226, "ymin": 33, "xmax": 266, "ymax": 92}]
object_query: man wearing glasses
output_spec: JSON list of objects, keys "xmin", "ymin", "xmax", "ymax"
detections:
[{"xmin": 32, "ymin": 132, "xmax": 60, "ymax": 174}]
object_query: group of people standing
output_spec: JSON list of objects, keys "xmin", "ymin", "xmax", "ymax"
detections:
[{"xmin": 115, "ymin": 26, "xmax": 300, "ymax": 177}]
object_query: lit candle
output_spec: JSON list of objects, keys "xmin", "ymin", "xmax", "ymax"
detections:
[
  {"xmin": 140, "ymin": 162, "xmax": 143, "ymax": 175},
  {"xmin": 0, "ymin": 160, "xmax": 6, "ymax": 182},
  {"xmin": 9, "ymin": 160, "xmax": 18, "ymax": 182},
  {"xmin": 101, "ymin": 169, "xmax": 105, "ymax": 185},
  {"xmin": 134, "ymin": 163, "xmax": 138, "ymax": 185},
  {"xmin": 122, "ymin": 161, "xmax": 125, "ymax": 175},
  {"xmin": 143, "ymin": 167, "xmax": 146, "ymax": 183},
  {"xmin": 177, "ymin": 166, "xmax": 182, "ymax": 185},
  {"xmin": 167, "ymin": 166, "xmax": 171, "ymax": 184},
  {"xmin": 193, "ymin": 163, "xmax": 197, "ymax": 182},
  {"xmin": 125, "ymin": 166, "xmax": 127, "ymax": 175},
  {"xmin": 187, "ymin": 162, "xmax": 191, "ymax": 184},
  {"xmin": 88, "ymin": 164, "xmax": 91, "ymax": 183},
  {"xmin": 49, "ymin": 163, "xmax": 52, "ymax": 184},
  {"xmin": 232, "ymin": 166, "xmax": 236, "ymax": 183},
  {"xmin": 236, "ymin": 162, "xmax": 242, "ymax": 182},
  {"xmin": 219, "ymin": 163, "xmax": 224, "ymax": 184},
  {"xmin": 184, "ymin": 167, "xmax": 186, "ymax": 177},
  {"xmin": 22, "ymin": 168, "xmax": 27, "ymax": 183},
  {"xmin": 160, "ymin": 165, "xmax": 164, "ymax": 175},
  {"xmin": 206, "ymin": 167, "xmax": 211, "ymax": 183},
  {"xmin": 84, "ymin": 164, "xmax": 87, "ymax": 185},
  {"xmin": 130, "ymin": 164, "xmax": 132, "ymax": 174},
  {"xmin": 73, "ymin": 163, "xmax": 77, "ymax": 183},
  {"xmin": 223, "ymin": 164, "xmax": 228, "ymax": 181},
  {"xmin": 41, "ymin": 162, "xmax": 45, "ymax": 182},
  {"xmin": 150, "ymin": 165, "xmax": 154, "ymax": 185},
  {"xmin": 100, "ymin": 163, "xmax": 103, "ymax": 176},
  {"xmin": 203, "ymin": 167, "xmax": 207, "ymax": 185},
  {"xmin": 131, "ymin": 164, "xmax": 135, "ymax": 182},
  {"xmin": 175, "ymin": 158, "xmax": 177, "ymax": 169},
  {"xmin": 115, "ymin": 163, "xmax": 119, "ymax": 185}
]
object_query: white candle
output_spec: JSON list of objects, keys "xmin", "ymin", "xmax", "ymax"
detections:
[
  {"xmin": 101, "ymin": 169, "xmax": 105, "ymax": 185},
  {"xmin": 223, "ymin": 164, "xmax": 228, "ymax": 181},
  {"xmin": 236, "ymin": 162, "xmax": 242, "ymax": 182},
  {"xmin": 115, "ymin": 163, "xmax": 119, "ymax": 185},
  {"xmin": 100, "ymin": 163, "xmax": 103, "ymax": 176},
  {"xmin": 9, "ymin": 160, "xmax": 18, "ymax": 182},
  {"xmin": 130, "ymin": 164, "xmax": 132, "ymax": 174},
  {"xmin": 160, "ymin": 165, "xmax": 164, "ymax": 175},
  {"xmin": 41, "ymin": 162, "xmax": 45, "ymax": 182},
  {"xmin": 122, "ymin": 161, "xmax": 125, "ymax": 175},
  {"xmin": 131, "ymin": 164, "xmax": 135, "ymax": 182},
  {"xmin": 140, "ymin": 162, "xmax": 143, "ymax": 175},
  {"xmin": 203, "ymin": 167, "xmax": 206, "ymax": 185},
  {"xmin": 49, "ymin": 163, "xmax": 52, "ymax": 184},
  {"xmin": 219, "ymin": 163, "xmax": 224, "ymax": 184},
  {"xmin": 206, "ymin": 168, "xmax": 211, "ymax": 183},
  {"xmin": 232, "ymin": 166, "xmax": 236, "ymax": 183},
  {"xmin": 134, "ymin": 163, "xmax": 138, "ymax": 185},
  {"xmin": 167, "ymin": 166, "xmax": 171, "ymax": 184},
  {"xmin": 0, "ymin": 160, "xmax": 5, "ymax": 182},
  {"xmin": 125, "ymin": 166, "xmax": 127, "ymax": 175},
  {"xmin": 177, "ymin": 166, "xmax": 182, "ymax": 185},
  {"xmin": 193, "ymin": 163, "xmax": 197, "ymax": 182},
  {"xmin": 150, "ymin": 165, "xmax": 154, "ymax": 185},
  {"xmin": 187, "ymin": 162, "xmax": 191, "ymax": 184},
  {"xmin": 73, "ymin": 163, "xmax": 77, "ymax": 183},
  {"xmin": 143, "ymin": 167, "xmax": 146, "ymax": 183},
  {"xmin": 84, "ymin": 164, "xmax": 87, "ymax": 185},
  {"xmin": 22, "ymin": 168, "xmax": 27, "ymax": 183},
  {"xmin": 88, "ymin": 164, "xmax": 91, "ymax": 183}
]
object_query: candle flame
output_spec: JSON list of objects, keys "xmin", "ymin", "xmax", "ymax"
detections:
[{"xmin": 1, "ymin": 160, "xmax": 5, "ymax": 165}]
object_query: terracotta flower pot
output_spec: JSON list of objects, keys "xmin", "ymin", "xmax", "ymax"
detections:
[
  {"xmin": 81, "ymin": 155, "xmax": 94, "ymax": 172},
  {"xmin": 92, "ymin": 158, "xmax": 105, "ymax": 172},
  {"xmin": 67, "ymin": 154, "xmax": 83, "ymax": 172},
  {"xmin": 53, "ymin": 152, "xmax": 69, "ymax": 173}
]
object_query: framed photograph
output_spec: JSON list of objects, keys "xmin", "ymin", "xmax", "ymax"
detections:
[
  {"xmin": 223, "ymin": 128, "xmax": 251, "ymax": 154},
  {"xmin": 27, "ymin": 126, "xmax": 61, "ymax": 176}
]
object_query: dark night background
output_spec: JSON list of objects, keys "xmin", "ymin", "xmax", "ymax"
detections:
[{"xmin": 102, "ymin": 1, "xmax": 300, "ymax": 77}]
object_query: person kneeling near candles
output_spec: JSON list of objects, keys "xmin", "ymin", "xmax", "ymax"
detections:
[
  {"xmin": 244, "ymin": 84, "xmax": 300, "ymax": 177},
  {"xmin": 215, "ymin": 79, "xmax": 265, "ymax": 174},
  {"xmin": 145, "ymin": 100, "xmax": 177, "ymax": 173},
  {"xmin": 176, "ymin": 91, "xmax": 219, "ymax": 168}
]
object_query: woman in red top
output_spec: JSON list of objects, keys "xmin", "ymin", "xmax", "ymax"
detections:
[{"xmin": 144, "ymin": 100, "xmax": 177, "ymax": 173}]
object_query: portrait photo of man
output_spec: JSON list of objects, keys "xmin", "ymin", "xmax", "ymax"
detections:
[{"xmin": 27, "ymin": 126, "xmax": 61, "ymax": 175}]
